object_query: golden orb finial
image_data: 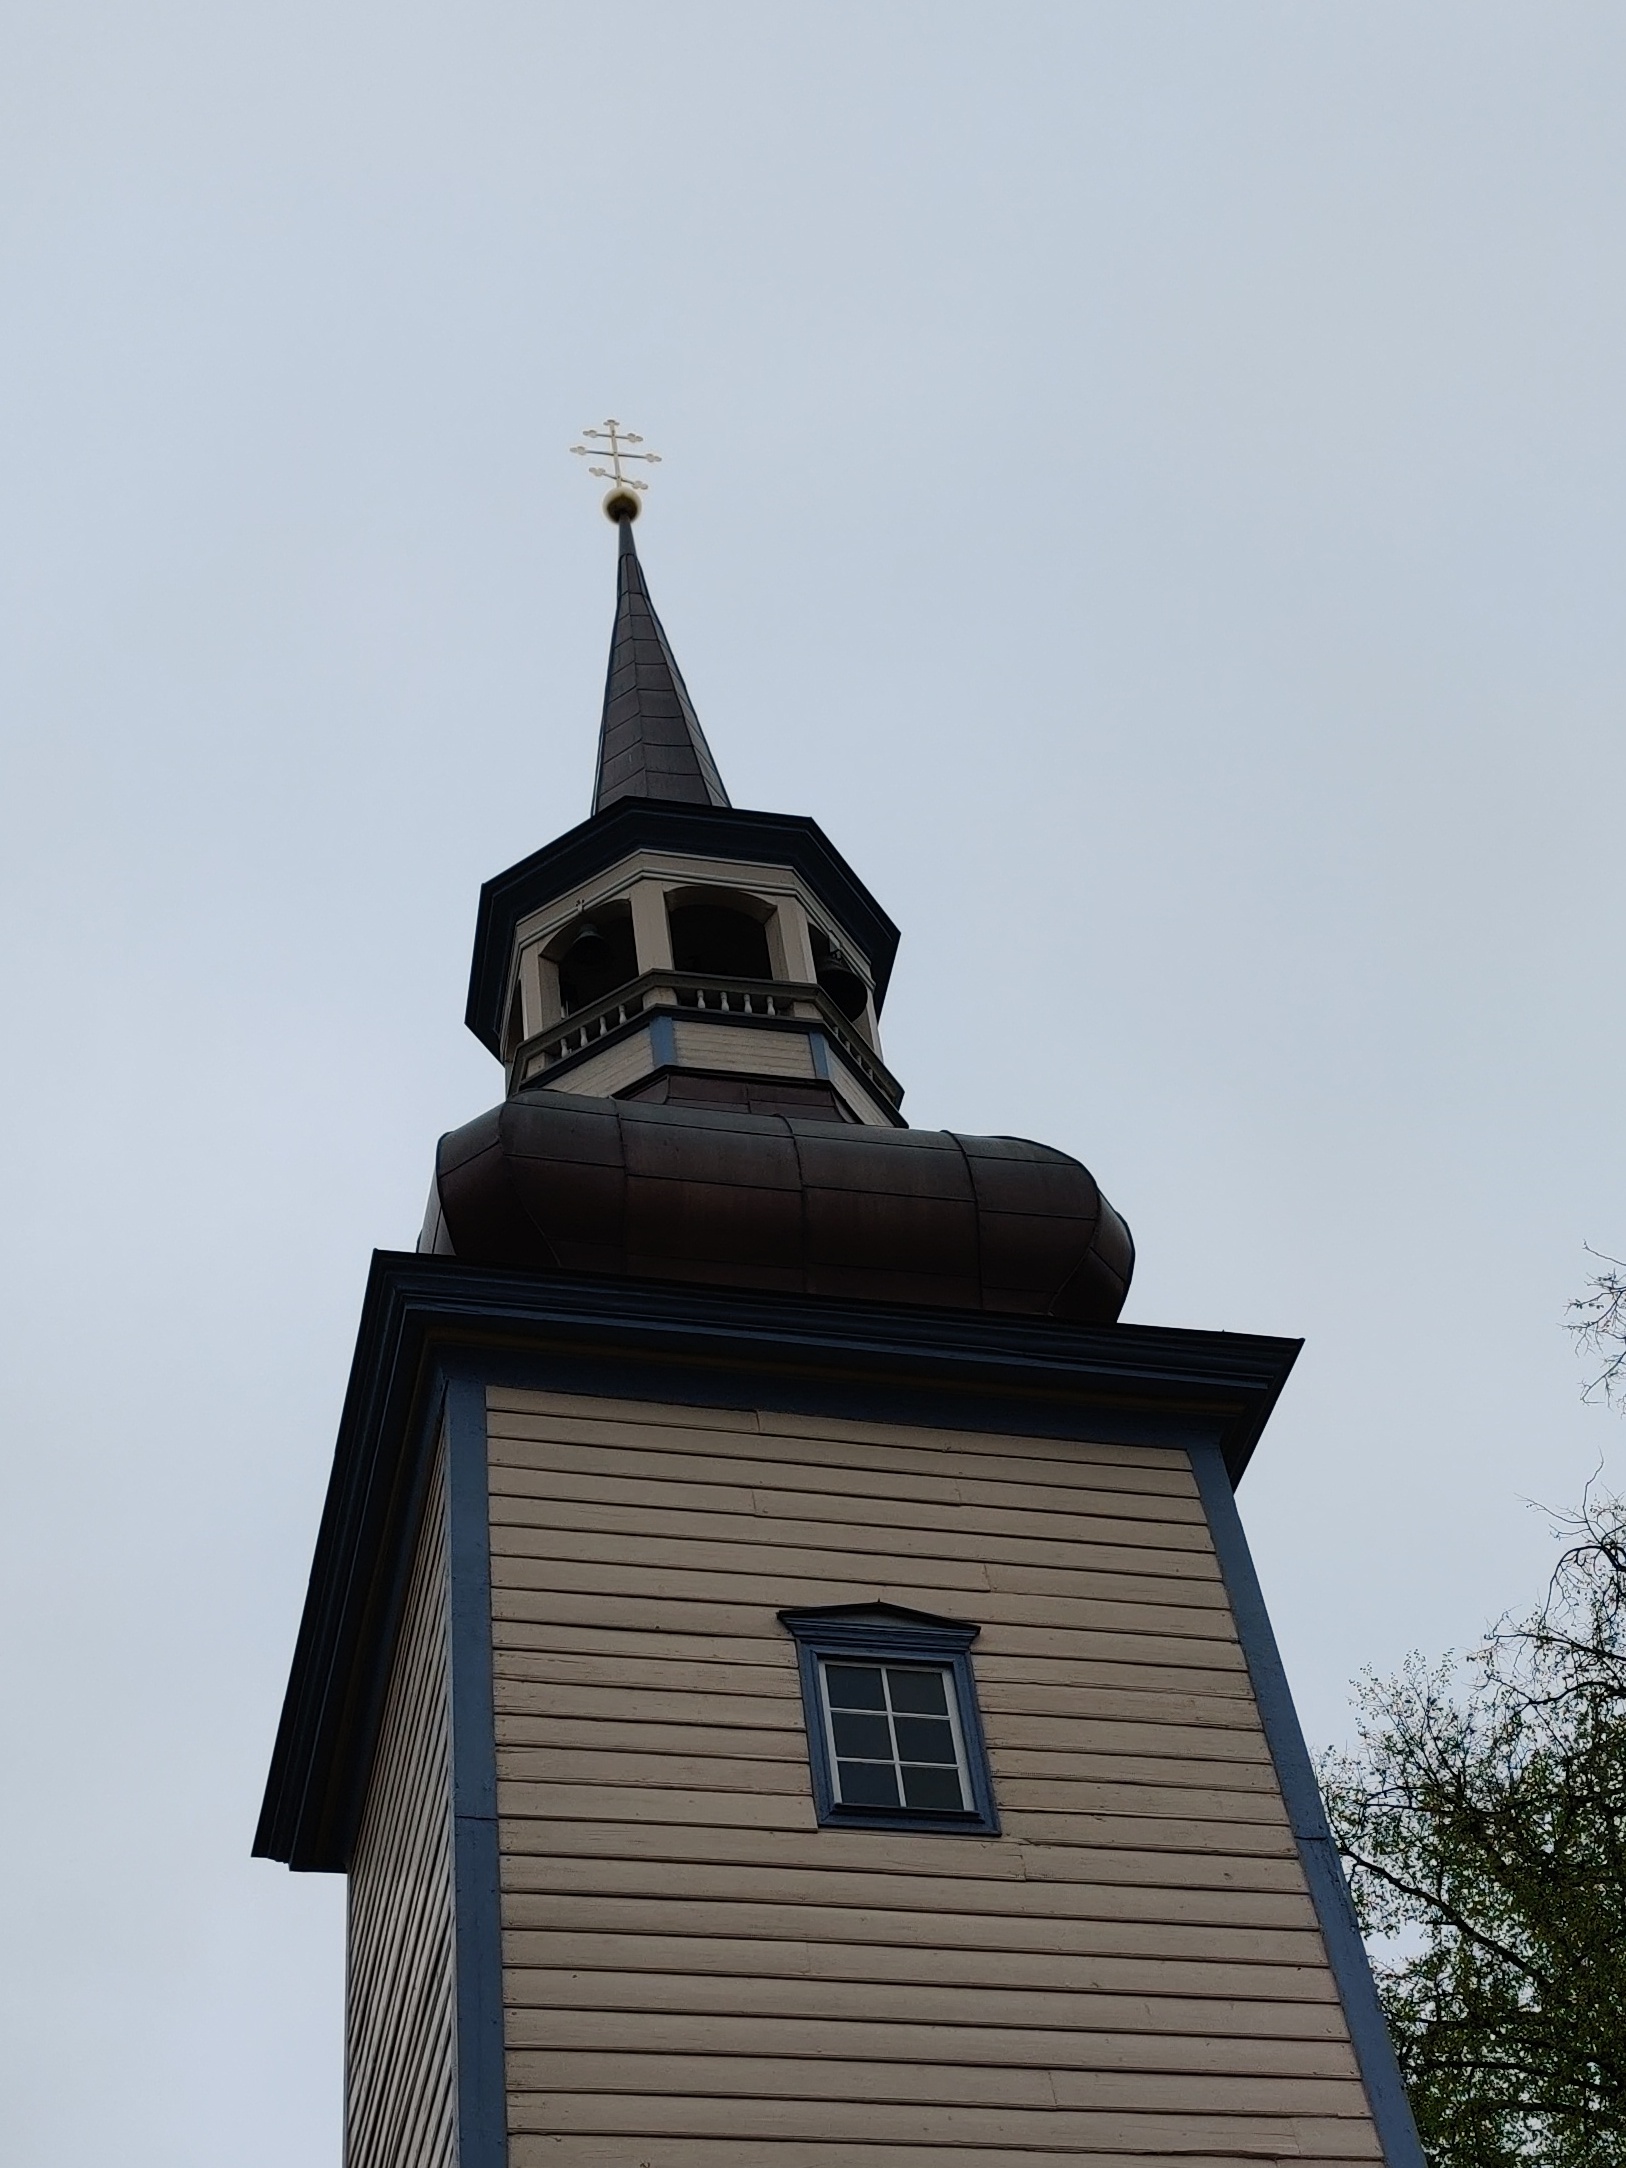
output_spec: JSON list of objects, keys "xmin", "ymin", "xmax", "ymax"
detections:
[{"xmin": 570, "ymin": 418, "xmax": 661, "ymax": 522}]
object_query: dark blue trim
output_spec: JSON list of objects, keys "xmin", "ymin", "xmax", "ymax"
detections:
[
  {"xmin": 1187, "ymin": 1444, "xmax": 1424, "ymax": 2168},
  {"xmin": 443, "ymin": 1374, "xmax": 508, "ymax": 2168},
  {"xmin": 255, "ymin": 1255, "xmax": 1299, "ymax": 1869},
  {"xmin": 807, "ymin": 1029, "xmax": 831, "ymax": 1080},
  {"xmin": 647, "ymin": 1010, "xmax": 676, "ymax": 1070},
  {"xmin": 779, "ymin": 1606, "xmax": 1000, "ymax": 1836}
]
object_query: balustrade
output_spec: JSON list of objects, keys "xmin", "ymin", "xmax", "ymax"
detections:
[{"xmin": 513, "ymin": 970, "xmax": 900, "ymax": 1108}]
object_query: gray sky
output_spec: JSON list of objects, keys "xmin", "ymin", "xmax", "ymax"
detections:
[{"xmin": 3, "ymin": 4, "xmax": 1624, "ymax": 2158}]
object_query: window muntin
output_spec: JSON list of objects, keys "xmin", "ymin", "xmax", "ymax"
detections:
[{"xmin": 821, "ymin": 1659, "xmax": 970, "ymax": 1812}]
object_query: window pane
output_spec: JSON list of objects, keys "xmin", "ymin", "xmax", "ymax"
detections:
[
  {"xmin": 810, "ymin": 1651, "xmax": 981, "ymax": 1820},
  {"xmin": 893, "ymin": 1715, "xmax": 957, "ymax": 1764},
  {"xmin": 825, "ymin": 1664, "xmax": 886, "ymax": 1710},
  {"xmin": 831, "ymin": 1710, "xmax": 892, "ymax": 1758},
  {"xmin": 838, "ymin": 1760, "xmax": 901, "ymax": 1807},
  {"xmin": 886, "ymin": 1668, "xmax": 949, "ymax": 1716},
  {"xmin": 902, "ymin": 1764, "xmax": 966, "ymax": 1811}
]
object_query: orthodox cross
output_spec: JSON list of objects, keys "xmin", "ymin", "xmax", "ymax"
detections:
[{"xmin": 570, "ymin": 419, "xmax": 662, "ymax": 496}]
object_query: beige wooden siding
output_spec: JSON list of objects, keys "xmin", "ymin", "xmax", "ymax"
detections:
[
  {"xmin": 487, "ymin": 1387, "xmax": 1380, "ymax": 2168},
  {"xmin": 347, "ymin": 1432, "xmax": 457, "ymax": 2168}
]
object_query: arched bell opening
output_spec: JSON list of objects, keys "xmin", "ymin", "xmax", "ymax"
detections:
[
  {"xmin": 809, "ymin": 923, "xmax": 871, "ymax": 1022},
  {"xmin": 667, "ymin": 894, "xmax": 774, "ymax": 982},
  {"xmin": 551, "ymin": 902, "xmax": 639, "ymax": 1015}
]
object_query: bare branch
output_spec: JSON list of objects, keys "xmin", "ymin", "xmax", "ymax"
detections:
[{"xmin": 1567, "ymin": 1248, "xmax": 1626, "ymax": 1408}]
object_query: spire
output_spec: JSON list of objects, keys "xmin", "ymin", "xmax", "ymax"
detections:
[{"xmin": 592, "ymin": 514, "xmax": 730, "ymax": 814}]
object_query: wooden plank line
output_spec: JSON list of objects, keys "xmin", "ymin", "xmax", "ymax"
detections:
[
  {"xmin": 488, "ymin": 1491, "xmax": 1222, "ymax": 1577},
  {"xmin": 486, "ymin": 1390, "xmax": 1193, "ymax": 1477},
  {"xmin": 502, "ymin": 1966, "xmax": 1354, "ymax": 2041},
  {"xmin": 500, "ymin": 1929, "xmax": 1343, "ymax": 2003},
  {"xmin": 501, "ymin": 1892, "xmax": 1327, "ymax": 1967},
  {"xmin": 507, "ymin": 2005, "xmax": 1359, "ymax": 2076},
  {"xmin": 491, "ymin": 1712, "xmax": 1276, "ymax": 1788},
  {"xmin": 505, "ymin": 2090, "xmax": 1382, "ymax": 2156},
  {"xmin": 498, "ymin": 1854, "xmax": 1320, "ymax": 1931},
  {"xmin": 487, "ymin": 1519, "xmax": 1230, "ymax": 1608},
  {"xmin": 492, "ymin": 1818, "xmax": 1310, "ymax": 1894},
  {"xmin": 504, "ymin": 2045, "xmax": 1370, "ymax": 2118},
  {"xmin": 486, "ymin": 1462, "xmax": 1216, "ymax": 1547},
  {"xmin": 491, "ymin": 1677, "xmax": 1271, "ymax": 1756},
  {"xmin": 488, "ymin": 1627, "xmax": 1255, "ymax": 1695},
  {"xmin": 489, "ymin": 1565, "xmax": 1241, "ymax": 1644},
  {"xmin": 509, "ymin": 2140, "xmax": 1357, "ymax": 2168},
  {"xmin": 493, "ymin": 1746, "xmax": 1288, "ymax": 1824},
  {"xmin": 498, "ymin": 1785, "xmax": 1298, "ymax": 1855},
  {"xmin": 484, "ymin": 1415, "xmax": 1197, "ymax": 1497}
]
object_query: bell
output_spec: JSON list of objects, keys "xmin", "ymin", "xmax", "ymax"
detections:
[
  {"xmin": 818, "ymin": 962, "xmax": 869, "ymax": 1022},
  {"xmin": 566, "ymin": 922, "xmax": 612, "ymax": 971}
]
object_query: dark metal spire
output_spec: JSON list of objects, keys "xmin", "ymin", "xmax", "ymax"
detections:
[{"xmin": 592, "ymin": 514, "xmax": 730, "ymax": 814}]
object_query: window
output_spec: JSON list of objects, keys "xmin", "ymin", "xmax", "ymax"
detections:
[
  {"xmin": 778, "ymin": 1604, "xmax": 1000, "ymax": 1834},
  {"xmin": 821, "ymin": 1658, "xmax": 968, "ymax": 1810}
]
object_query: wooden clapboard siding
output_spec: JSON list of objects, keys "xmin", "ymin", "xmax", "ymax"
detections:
[
  {"xmin": 487, "ymin": 1389, "xmax": 1381, "ymax": 2165},
  {"xmin": 513, "ymin": 2147, "xmax": 1354, "ymax": 2168},
  {"xmin": 495, "ymin": 1463, "xmax": 1220, "ymax": 1549},
  {"xmin": 504, "ymin": 1929, "xmax": 1337, "ymax": 2002},
  {"xmin": 505, "ymin": 1977, "xmax": 1355, "ymax": 2050},
  {"xmin": 497, "ymin": 1779, "xmax": 1300, "ymax": 1854},
  {"xmin": 493, "ymin": 1629, "xmax": 1257, "ymax": 1699},
  {"xmin": 511, "ymin": 2148, "xmax": 1351, "ymax": 2168},
  {"xmin": 492, "ymin": 1588, "xmax": 1248, "ymax": 1664},
  {"xmin": 493, "ymin": 1671, "xmax": 1270, "ymax": 1745},
  {"xmin": 346, "ymin": 1434, "xmax": 455, "ymax": 2168},
  {"xmin": 510, "ymin": 2004, "xmax": 1358, "ymax": 2076},
  {"xmin": 501, "ymin": 1854, "xmax": 1319, "ymax": 1932},
  {"xmin": 499, "ymin": 1817, "xmax": 1312, "ymax": 1896},
  {"xmin": 493, "ymin": 1718, "xmax": 1282, "ymax": 1791},
  {"xmin": 493, "ymin": 1490, "xmax": 1225, "ymax": 1575},
  {"xmin": 502, "ymin": 1897, "xmax": 1328, "ymax": 1969},
  {"xmin": 507, "ymin": 2049, "xmax": 1362, "ymax": 2116},
  {"xmin": 518, "ymin": 2095, "xmax": 1380, "ymax": 2153}
]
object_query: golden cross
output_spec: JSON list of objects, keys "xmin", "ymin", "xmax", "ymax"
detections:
[{"xmin": 570, "ymin": 418, "xmax": 662, "ymax": 497}]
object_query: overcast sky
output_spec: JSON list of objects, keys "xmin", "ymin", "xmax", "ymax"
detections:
[{"xmin": 3, "ymin": 5, "xmax": 1625, "ymax": 2159}]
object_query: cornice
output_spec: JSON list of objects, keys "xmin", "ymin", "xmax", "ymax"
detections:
[{"xmin": 254, "ymin": 1254, "xmax": 1300, "ymax": 1871}]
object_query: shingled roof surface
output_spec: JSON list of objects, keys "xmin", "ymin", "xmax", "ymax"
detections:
[{"xmin": 593, "ymin": 516, "xmax": 730, "ymax": 811}]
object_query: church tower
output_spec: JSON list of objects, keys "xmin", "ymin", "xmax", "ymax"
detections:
[{"xmin": 256, "ymin": 469, "xmax": 1422, "ymax": 2168}]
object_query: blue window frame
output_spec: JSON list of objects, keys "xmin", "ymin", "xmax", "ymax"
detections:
[{"xmin": 778, "ymin": 1603, "xmax": 1000, "ymax": 1835}]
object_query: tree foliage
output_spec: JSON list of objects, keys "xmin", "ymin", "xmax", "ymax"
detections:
[{"xmin": 1319, "ymin": 1265, "xmax": 1626, "ymax": 2167}]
